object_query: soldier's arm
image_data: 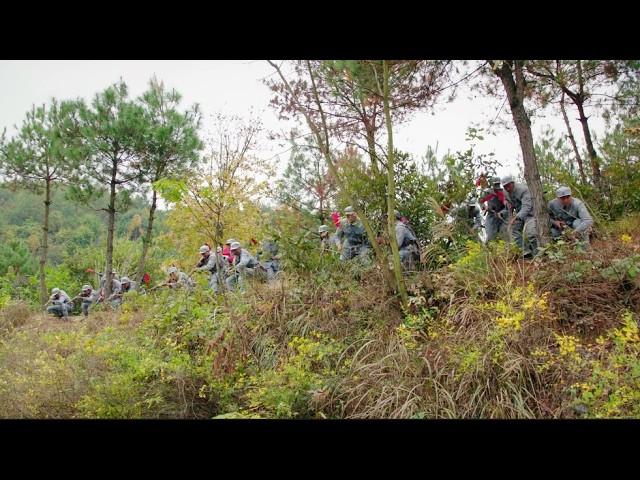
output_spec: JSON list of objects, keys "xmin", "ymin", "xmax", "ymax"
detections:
[
  {"xmin": 574, "ymin": 201, "xmax": 594, "ymax": 232},
  {"xmin": 547, "ymin": 201, "xmax": 559, "ymax": 227},
  {"xmin": 516, "ymin": 189, "xmax": 533, "ymax": 220},
  {"xmin": 236, "ymin": 251, "xmax": 251, "ymax": 269},
  {"xmin": 395, "ymin": 225, "xmax": 405, "ymax": 248}
]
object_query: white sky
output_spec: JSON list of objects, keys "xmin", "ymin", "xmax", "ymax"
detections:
[{"xmin": 0, "ymin": 60, "xmax": 608, "ymax": 181}]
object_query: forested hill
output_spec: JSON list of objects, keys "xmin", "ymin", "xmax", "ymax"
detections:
[{"xmin": 0, "ymin": 185, "xmax": 168, "ymax": 303}]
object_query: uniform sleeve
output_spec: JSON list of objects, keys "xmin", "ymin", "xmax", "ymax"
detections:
[
  {"xmin": 395, "ymin": 224, "xmax": 405, "ymax": 247},
  {"xmin": 197, "ymin": 255, "xmax": 215, "ymax": 271},
  {"xmin": 237, "ymin": 251, "xmax": 250, "ymax": 269},
  {"xmin": 574, "ymin": 201, "xmax": 594, "ymax": 232},
  {"xmin": 479, "ymin": 192, "xmax": 493, "ymax": 204},
  {"xmin": 516, "ymin": 188, "xmax": 533, "ymax": 221},
  {"xmin": 547, "ymin": 200, "xmax": 558, "ymax": 220}
]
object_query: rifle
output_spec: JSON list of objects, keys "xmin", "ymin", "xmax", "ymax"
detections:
[{"xmin": 148, "ymin": 282, "xmax": 170, "ymax": 292}]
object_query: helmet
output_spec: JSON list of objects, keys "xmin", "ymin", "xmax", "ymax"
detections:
[
  {"xmin": 344, "ymin": 206, "xmax": 355, "ymax": 214},
  {"xmin": 556, "ymin": 186, "xmax": 572, "ymax": 198},
  {"xmin": 199, "ymin": 245, "xmax": 210, "ymax": 254},
  {"xmin": 491, "ymin": 176, "xmax": 501, "ymax": 185},
  {"xmin": 501, "ymin": 174, "xmax": 515, "ymax": 186},
  {"xmin": 230, "ymin": 242, "xmax": 241, "ymax": 250},
  {"xmin": 82, "ymin": 284, "xmax": 92, "ymax": 291},
  {"xmin": 51, "ymin": 287, "xmax": 60, "ymax": 295},
  {"xmin": 394, "ymin": 210, "xmax": 402, "ymax": 219},
  {"xmin": 318, "ymin": 225, "xmax": 329, "ymax": 233},
  {"xmin": 120, "ymin": 276, "xmax": 130, "ymax": 285},
  {"xmin": 225, "ymin": 238, "xmax": 236, "ymax": 245},
  {"xmin": 167, "ymin": 266, "xmax": 178, "ymax": 275}
]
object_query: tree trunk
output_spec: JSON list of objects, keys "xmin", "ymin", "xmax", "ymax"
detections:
[
  {"xmin": 105, "ymin": 165, "xmax": 117, "ymax": 299},
  {"xmin": 560, "ymin": 92, "xmax": 587, "ymax": 184},
  {"xmin": 136, "ymin": 188, "xmax": 157, "ymax": 282},
  {"xmin": 319, "ymin": 193, "xmax": 325, "ymax": 224},
  {"xmin": 39, "ymin": 178, "xmax": 51, "ymax": 305},
  {"xmin": 382, "ymin": 61, "xmax": 409, "ymax": 309},
  {"xmin": 493, "ymin": 60, "xmax": 551, "ymax": 246},
  {"xmin": 575, "ymin": 99, "xmax": 602, "ymax": 189},
  {"xmin": 366, "ymin": 127, "xmax": 381, "ymax": 175}
]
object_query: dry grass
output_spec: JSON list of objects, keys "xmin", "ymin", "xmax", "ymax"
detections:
[{"xmin": 0, "ymin": 301, "xmax": 32, "ymax": 336}]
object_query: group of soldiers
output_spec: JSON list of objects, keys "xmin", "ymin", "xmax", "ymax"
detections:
[
  {"xmin": 45, "ymin": 238, "xmax": 281, "ymax": 320},
  {"xmin": 45, "ymin": 174, "xmax": 594, "ymax": 320},
  {"xmin": 455, "ymin": 174, "xmax": 594, "ymax": 258},
  {"xmin": 45, "ymin": 272, "xmax": 137, "ymax": 320},
  {"xmin": 188, "ymin": 239, "xmax": 280, "ymax": 294},
  {"xmin": 317, "ymin": 206, "xmax": 420, "ymax": 268}
]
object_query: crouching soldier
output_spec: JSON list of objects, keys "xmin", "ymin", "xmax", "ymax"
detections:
[
  {"xmin": 109, "ymin": 276, "xmax": 136, "ymax": 308},
  {"xmin": 548, "ymin": 186, "xmax": 594, "ymax": 243},
  {"xmin": 166, "ymin": 266, "xmax": 195, "ymax": 291},
  {"xmin": 45, "ymin": 287, "xmax": 73, "ymax": 320},
  {"xmin": 257, "ymin": 238, "xmax": 281, "ymax": 281},
  {"xmin": 226, "ymin": 241, "xmax": 259, "ymax": 292},
  {"xmin": 452, "ymin": 200, "xmax": 483, "ymax": 239},
  {"xmin": 395, "ymin": 210, "xmax": 419, "ymax": 269},
  {"xmin": 73, "ymin": 284, "xmax": 99, "ymax": 318},
  {"xmin": 193, "ymin": 244, "xmax": 226, "ymax": 293},
  {"xmin": 97, "ymin": 270, "xmax": 121, "ymax": 304},
  {"xmin": 502, "ymin": 174, "xmax": 539, "ymax": 258},
  {"xmin": 480, "ymin": 177, "xmax": 510, "ymax": 242},
  {"xmin": 149, "ymin": 266, "xmax": 195, "ymax": 293},
  {"xmin": 319, "ymin": 224, "xmax": 340, "ymax": 254}
]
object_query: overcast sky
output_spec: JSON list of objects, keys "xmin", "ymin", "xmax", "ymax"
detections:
[{"xmin": 0, "ymin": 60, "xmax": 608, "ymax": 180}]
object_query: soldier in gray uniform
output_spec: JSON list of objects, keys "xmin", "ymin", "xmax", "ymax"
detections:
[
  {"xmin": 502, "ymin": 174, "xmax": 538, "ymax": 258},
  {"xmin": 395, "ymin": 210, "xmax": 419, "ymax": 268},
  {"xmin": 194, "ymin": 244, "xmax": 226, "ymax": 293},
  {"xmin": 226, "ymin": 241, "xmax": 260, "ymax": 292},
  {"xmin": 151, "ymin": 266, "xmax": 195, "ymax": 292},
  {"xmin": 319, "ymin": 224, "xmax": 331, "ymax": 251},
  {"xmin": 45, "ymin": 287, "xmax": 74, "ymax": 320},
  {"xmin": 318, "ymin": 225, "xmax": 340, "ymax": 254},
  {"xmin": 98, "ymin": 270, "xmax": 121, "ymax": 303},
  {"xmin": 257, "ymin": 238, "xmax": 281, "ymax": 282},
  {"xmin": 336, "ymin": 206, "xmax": 370, "ymax": 262},
  {"xmin": 548, "ymin": 186, "xmax": 593, "ymax": 242},
  {"xmin": 109, "ymin": 276, "xmax": 136, "ymax": 307},
  {"xmin": 166, "ymin": 266, "xmax": 195, "ymax": 290},
  {"xmin": 452, "ymin": 199, "xmax": 483, "ymax": 238},
  {"xmin": 481, "ymin": 177, "xmax": 510, "ymax": 242},
  {"xmin": 74, "ymin": 284, "xmax": 99, "ymax": 317}
]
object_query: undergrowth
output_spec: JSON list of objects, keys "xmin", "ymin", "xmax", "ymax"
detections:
[{"xmin": 1, "ymin": 214, "xmax": 639, "ymax": 418}]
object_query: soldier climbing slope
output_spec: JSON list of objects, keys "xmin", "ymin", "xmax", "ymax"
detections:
[
  {"xmin": 72, "ymin": 284, "xmax": 99, "ymax": 318},
  {"xmin": 192, "ymin": 244, "xmax": 227, "ymax": 293},
  {"xmin": 335, "ymin": 206, "xmax": 370, "ymax": 262},
  {"xmin": 109, "ymin": 276, "xmax": 136, "ymax": 308},
  {"xmin": 226, "ymin": 241, "xmax": 260, "ymax": 292},
  {"xmin": 502, "ymin": 174, "xmax": 539, "ymax": 259}
]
